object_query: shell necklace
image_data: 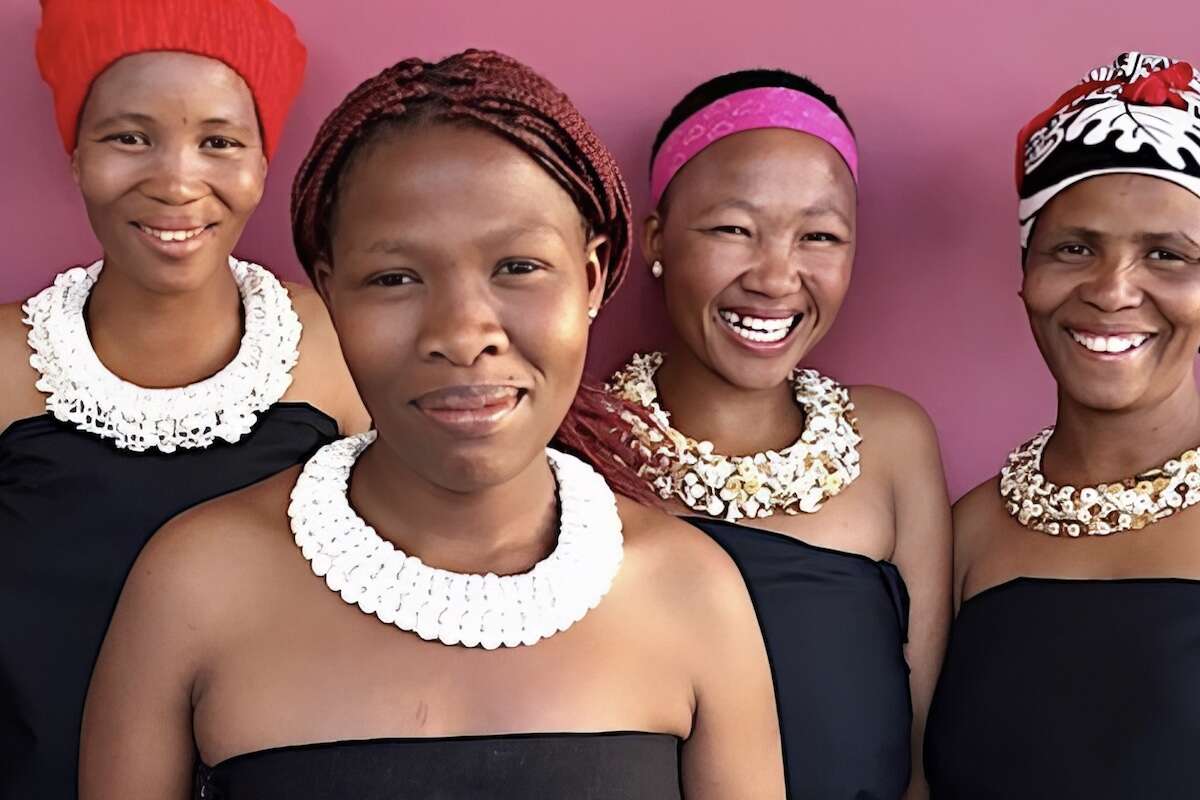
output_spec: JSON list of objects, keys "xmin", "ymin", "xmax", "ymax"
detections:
[
  {"xmin": 22, "ymin": 257, "xmax": 301, "ymax": 453},
  {"xmin": 288, "ymin": 432, "xmax": 625, "ymax": 649},
  {"xmin": 608, "ymin": 351, "xmax": 861, "ymax": 521},
  {"xmin": 1000, "ymin": 426, "xmax": 1200, "ymax": 536}
]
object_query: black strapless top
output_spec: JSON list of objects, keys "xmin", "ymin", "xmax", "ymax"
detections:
[
  {"xmin": 194, "ymin": 732, "xmax": 682, "ymax": 799},
  {"xmin": 686, "ymin": 517, "xmax": 912, "ymax": 799},
  {"xmin": 0, "ymin": 405, "xmax": 337, "ymax": 800},
  {"xmin": 925, "ymin": 578, "xmax": 1200, "ymax": 799}
]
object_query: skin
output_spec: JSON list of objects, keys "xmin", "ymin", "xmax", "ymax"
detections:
[
  {"xmin": 79, "ymin": 123, "xmax": 784, "ymax": 799},
  {"xmin": 642, "ymin": 126, "xmax": 952, "ymax": 798},
  {"xmin": 955, "ymin": 174, "xmax": 1200, "ymax": 607},
  {"xmin": 0, "ymin": 52, "xmax": 368, "ymax": 436}
]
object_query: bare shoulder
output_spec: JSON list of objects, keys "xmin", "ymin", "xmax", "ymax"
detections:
[
  {"xmin": 848, "ymin": 384, "xmax": 938, "ymax": 447},
  {"xmin": 0, "ymin": 300, "xmax": 47, "ymax": 432},
  {"xmin": 952, "ymin": 474, "xmax": 1004, "ymax": 558},
  {"xmin": 615, "ymin": 497, "xmax": 749, "ymax": 613},
  {"xmin": 282, "ymin": 281, "xmax": 369, "ymax": 434},
  {"xmin": 122, "ymin": 468, "xmax": 301, "ymax": 626}
]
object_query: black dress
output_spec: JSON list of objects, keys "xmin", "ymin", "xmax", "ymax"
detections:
[
  {"xmin": 0, "ymin": 404, "xmax": 337, "ymax": 800},
  {"xmin": 687, "ymin": 517, "xmax": 912, "ymax": 799},
  {"xmin": 925, "ymin": 578, "xmax": 1200, "ymax": 798},
  {"xmin": 194, "ymin": 732, "xmax": 682, "ymax": 799}
]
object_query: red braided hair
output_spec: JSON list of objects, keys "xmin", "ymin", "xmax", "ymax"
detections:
[{"xmin": 290, "ymin": 49, "xmax": 658, "ymax": 504}]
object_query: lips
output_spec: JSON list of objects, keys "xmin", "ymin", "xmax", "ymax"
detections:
[
  {"xmin": 130, "ymin": 219, "xmax": 217, "ymax": 257},
  {"xmin": 413, "ymin": 385, "xmax": 525, "ymax": 437},
  {"xmin": 716, "ymin": 307, "xmax": 803, "ymax": 351}
]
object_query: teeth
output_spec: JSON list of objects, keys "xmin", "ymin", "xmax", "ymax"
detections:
[
  {"xmin": 719, "ymin": 310, "xmax": 796, "ymax": 343},
  {"xmin": 1069, "ymin": 330, "xmax": 1149, "ymax": 354},
  {"xmin": 138, "ymin": 224, "xmax": 206, "ymax": 242}
]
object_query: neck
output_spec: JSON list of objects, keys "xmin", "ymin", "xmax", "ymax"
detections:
[
  {"xmin": 1044, "ymin": 375, "xmax": 1200, "ymax": 484},
  {"xmin": 86, "ymin": 254, "xmax": 242, "ymax": 388},
  {"xmin": 653, "ymin": 337, "xmax": 804, "ymax": 455},
  {"xmin": 350, "ymin": 436, "xmax": 559, "ymax": 576}
]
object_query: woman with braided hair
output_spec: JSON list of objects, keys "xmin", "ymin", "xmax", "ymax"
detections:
[{"xmin": 80, "ymin": 50, "xmax": 784, "ymax": 799}]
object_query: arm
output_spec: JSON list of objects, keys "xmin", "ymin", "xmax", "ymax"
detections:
[
  {"xmin": 680, "ymin": 548, "xmax": 785, "ymax": 799},
  {"xmin": 285, "ymin": 283, "xmax": 371, "ymax": 435},
  {"xmin": 0, "ymin": 301, "xmax": 48, "ymax": 434},
  {"xmin": 79, "ymin": 519, "xmax": 212, "ymax": 799},
  {"xmin": 886, "ymin": 398, "xmax": 953, "ymax": 800}
]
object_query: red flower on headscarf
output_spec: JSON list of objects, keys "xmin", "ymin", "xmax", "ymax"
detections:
[{"xmin": 1119, "ymin": 62, "xmax": 1195, "ymax": 110}]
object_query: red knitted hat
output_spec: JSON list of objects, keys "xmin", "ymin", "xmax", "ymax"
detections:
[{"xmin": 35, "ymin": 0, "xmax": 307, "ymax": 159}]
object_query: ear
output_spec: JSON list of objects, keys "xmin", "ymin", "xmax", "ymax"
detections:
[
  {"xmin": 312, "ymin": 259, "xmax": 336, "ymax": 313},
  {"xmin": 70, "ymin": 148, "xmax": 81, "ymax": 186},
  {"xmin": 640, "ymin": 211, "xmax": 664, "ymax": 269},
  {"xmin": 584, "ymin": 234, "xmax": 610, "ymax": 313}
]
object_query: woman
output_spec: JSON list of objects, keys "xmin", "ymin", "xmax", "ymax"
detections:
[
  {"xmin": 925, "ymin": 52, "xmax": 1200, "ymax": 798},
  {"xmin": 607, "ymin": 70, "xmax": 952, "ymax": 798},
  {"xmin": 0, "ymin": 2, "xmax": 366, "ymax": 796},
  {"xmin": 79, "ymin": 50, "xmax": 784, "ymax": 799}
]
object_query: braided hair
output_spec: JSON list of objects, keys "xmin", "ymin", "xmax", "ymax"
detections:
[{"xmin": 291, "ymin": 49, "xmax": 657, "ymax": 503}]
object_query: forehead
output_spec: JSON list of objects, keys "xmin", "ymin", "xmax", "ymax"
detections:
[
  {"xmin": 666, "ymin": 127, "xmax": 856, "ymax": 212},
  {"xmin": 333, "ymin": 124, "xmax": 586, "ymax": 246},
  {"xmin": 1039, "ymin": 174, "xmax": 1200, "ymax": 231},
  {"xmin": 82, "ymin": 52, "xmax": 256, "ymax": 120}
]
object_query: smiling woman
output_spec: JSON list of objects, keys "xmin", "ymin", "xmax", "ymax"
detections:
[
  {"xmin": 77, "ymin": 50, "xmax": 784, "ymax": 800},
  {"xmin": 0, "ymin": 3, "xmax": 368, "ymax": 797},
  {"xmin": 607, "ymin": 69, "xmax": 952, "ymax": 799},
  {"xmin": 925, "ymin": 51, "xmax": 1200, "ymax": 799}
]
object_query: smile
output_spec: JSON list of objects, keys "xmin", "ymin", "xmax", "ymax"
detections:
[
  {"xmin": 718, "ymin": 309, "xmax": 800, "ymax": 344},
  {"xmin": 1067, "ymin": 328, "xmax": 1153, "ymax": 356},
  {"xmin": 134, "ymin": 223, "xmax": 210, "ymax": 242},
  {"xmin": 413, "ymin": 385, "xmax": 526, "ymax": 438}
]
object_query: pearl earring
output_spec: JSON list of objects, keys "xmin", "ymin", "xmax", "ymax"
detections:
[
  {"xmin": 651, "ymin": 260, "xmax": 663, "ymax": 278},
  {"xmin": 587, "ymin": 307, "xmax": 598, "ymax": 320}
]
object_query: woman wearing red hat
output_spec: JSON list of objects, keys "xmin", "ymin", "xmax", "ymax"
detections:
[{"xmin": 0, "ymin": 2, "xmax": 367, "ymax": 797}]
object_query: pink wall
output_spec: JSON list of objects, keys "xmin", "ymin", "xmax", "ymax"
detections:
[{"xmin": 2, "ymin": 0, "xmax": 1195, "ymax": 498}]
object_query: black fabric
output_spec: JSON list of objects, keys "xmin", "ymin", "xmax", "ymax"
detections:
[
  {"xmin": 194, "ymin": 732, "xmax": 682, "ymax": 799},
  {"xmin": 686, "ymin": 517, "xmax": 912, "ymax": 800},
  {"xmin": 0, "ymin": 404, "xmax": 336, "ymax": 800},
  {"xmin": 925, "ymin": 578, "xmax": 1200, "ymax": 799}
]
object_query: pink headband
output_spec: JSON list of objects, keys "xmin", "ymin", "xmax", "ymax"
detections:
[{"xmin": 649, "ymin": 87, "xmax": 859, "ymax": 206}]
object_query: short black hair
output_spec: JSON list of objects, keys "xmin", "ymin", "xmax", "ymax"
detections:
[{"xmin": 650, "ymin": 68, "xmax": 854, "ymax": 167}]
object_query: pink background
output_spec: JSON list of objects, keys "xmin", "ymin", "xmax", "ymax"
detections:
[{"xmin": 2, "ymin": 0, "xmax": 1195, "ymax": 499}]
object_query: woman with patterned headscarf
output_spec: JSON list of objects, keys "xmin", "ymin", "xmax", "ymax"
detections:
[
  {"xmin": 0, "ymin": 2, "xmax": 367, "ymax": 796},
  {"xmin": 926, "ymin": 52, "xmax": 1200, "ymax": 798}
]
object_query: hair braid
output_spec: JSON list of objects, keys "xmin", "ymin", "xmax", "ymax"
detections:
[{"xmin": 290, "ymin": 49, "xmax": 656, "ymax": 504}]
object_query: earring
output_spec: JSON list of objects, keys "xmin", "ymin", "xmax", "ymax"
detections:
[
  {"xmin": 587, "ymin": 307, "xmax": 598, "ymax": 321},
  {"xmin": 651, "ymin": 260, "xmax": 663, "ymax": 278}
]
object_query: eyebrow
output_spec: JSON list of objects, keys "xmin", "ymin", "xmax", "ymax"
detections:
[
  {"xmin": 362, "ymin": 222, "xmax": 569, "ymax": 255},
  {"xmin": 698, "ymin": 198, "xmax": 852, "ymax": 227},
  {"xmin": 90, "ymin": 112, "xmax": 157, "ymax": 128},
  {"xmin": 89, "ymin": 113, "xmax": 251, "ymax": 129},
  {"xmin": 1140, "ymin": 230, "xmax": 1200, "ymax": 249}
]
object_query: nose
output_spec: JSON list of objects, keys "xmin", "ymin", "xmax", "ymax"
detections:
[
  {"xmin": 739, "ymin": 239, "xmax": 803, "ymax": 298},
  {"xmin": 1077, "ymin": 252, "xmax": 1142, "ymax": 313},
  {"xmin": 139, "ymin": 142, "xmax": 208, "ymax": 206},
  {"xmin": 416, "ymin": 280, "xmax": 510, "ymax": 366}
]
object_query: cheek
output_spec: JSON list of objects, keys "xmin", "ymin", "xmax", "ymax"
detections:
[
  {"xmin": 327, "ymin": 296, "xmax": 414, "ymax": 387},
  {"xmin": 217, "ymin": 163, "xmax": 266, "ymax": 212},
  {"xmin": 663, "ymin": 241, "xmax": 739, "ymax": 310},
  {"xmin": 508, "ymin": 290, "xmax": 590, "ymax": 379},
  {"xmin": 1020, "ymin": 267, "xmax": 1069, "ymax": 321},
  {"xmin": 76, "ymin": 155, "xmax": 133, "ymax": 209}
]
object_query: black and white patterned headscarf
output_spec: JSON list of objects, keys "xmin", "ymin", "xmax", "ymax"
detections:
[{"xmin": 1017, "ymin": 52, "xmax": 1200, "ymax": 248}]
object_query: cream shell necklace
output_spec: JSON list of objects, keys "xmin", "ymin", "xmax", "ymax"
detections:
[
  {"xmin": 608, "ymin": 351, "xmax": 861, "ymax": 521},
  {"xmin": 22, "ymin": 257, "xmax": 301, "ymax": 453},
  {"xmin": 287, "ymin": 432, "xmax": 625, "ymax": 649},
  {"xmin": 1000, "ymin": 426, "xmax": 1200, "ymax": 536}
]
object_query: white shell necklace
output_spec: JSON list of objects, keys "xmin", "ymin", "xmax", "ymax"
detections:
[
  {"xmin": 609, "ymin": 351, "xmax": 861, "ymax": 521},
  {"xmin": 22, "ymin": 257, "xmax": 301, "ymax": 453},
  {"xmin": 288, "ymin": 432, "xmax": 625, "ymax": 649}
]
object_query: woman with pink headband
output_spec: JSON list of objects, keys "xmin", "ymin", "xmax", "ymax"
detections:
[
  {"xmin": 926, "ymin": 52, "xmax": 1200, "ymax": 798},
  {"xmin": 608, "ymin": 70, "xmax": 951, "ymax": 798}
]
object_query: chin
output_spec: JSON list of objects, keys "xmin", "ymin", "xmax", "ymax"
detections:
[
  {"xmin": 709, "ymin": 348, "xmax": 801, "ymax": 391},
  {"xmin": 1059, "ymin": 381, "xmax": 1148, "ymax": 413},
  {"xmin": 427, "ymin": 446, "xmax": 539, "ymax": 494}
]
